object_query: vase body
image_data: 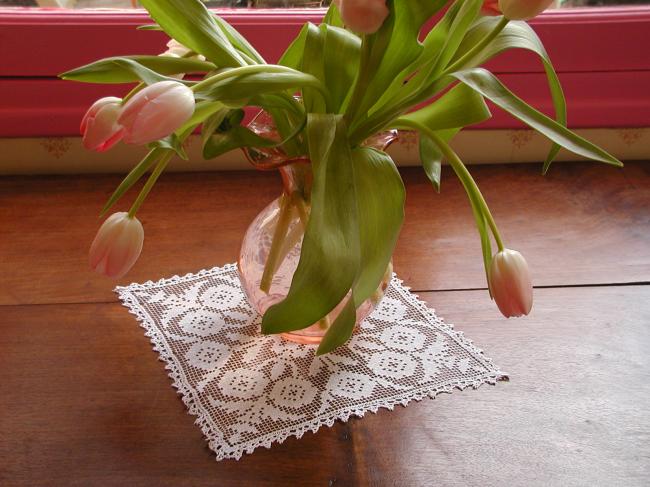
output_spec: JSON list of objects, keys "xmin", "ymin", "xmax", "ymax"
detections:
[{"xmin": 237, "ymin": 110, "xmax": 397, "ymax": 345}]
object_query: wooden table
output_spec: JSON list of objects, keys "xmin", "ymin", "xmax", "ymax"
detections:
[{"xmin": 1, "ymin": 162, "xmax": 649, "ymax": 486}]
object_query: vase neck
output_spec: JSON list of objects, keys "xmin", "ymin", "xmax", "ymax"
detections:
[{"xmin": 279, "ymin": 162, "xmax": 312, "ymax": 201}]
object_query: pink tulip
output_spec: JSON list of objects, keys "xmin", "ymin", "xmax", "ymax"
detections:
[
  {"xmin": 339, "ymin": 0, "xmax": 389, "ymax": 35},
  {"xmin": 80, "ymin": 97, "xmax": 124, "ymax": 152},
  {"xmin": 488, "ymin": 249, "xmax": 533, "ymax": 318},
  {"xmin": 497, "ymin": 0, "xmax": 555, "ymax": 20},
  {"xmin": 89, "ymin": 212, "xmax": 144, "ymax": 279},
  {"xmin": 118, "ymin": 81, "xmax": 195, "ymax": 145},
  {"xmin": 159, "ymin": 40, "xmax": 206, "ymax": 80}
]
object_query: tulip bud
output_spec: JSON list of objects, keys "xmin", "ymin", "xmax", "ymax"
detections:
[
  {"xmin": 160, "ymin": 40, "xmax": 207, "ymax": 80},
  {"xmin": 497, "ymin": 0, "xmax": 555, "ymax": 20},
  {"xmin": 118, "ymin": 81, "xmax": 195, "ymax": 145},
  {"xmin": 488, "ymin": 249, "xmax": 533, "ymax": 318},
  {"xmin": 339, "ymin": 0, "xmax": 389, "ymax": 35},
  {"xmin": 89, "ymin": 212, "xmax": 144, "ymax": 279},
  {"xmin": 163, "ymin": 39, "xmax": 206, "ymax": 61},
  {"xmin": 80, "ymin": 97, "xmax": 125, "ymax": 152}
]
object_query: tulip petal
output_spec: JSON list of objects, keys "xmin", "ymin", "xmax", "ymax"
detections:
[
  {"xmin": 119, "ymin": 81, "xmax": 195, "ymax": 145},
  {"xmin": 89, "ymin": 212, "xmax": 144, "ymax": 279}
]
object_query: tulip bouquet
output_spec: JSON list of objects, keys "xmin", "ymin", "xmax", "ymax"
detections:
[{"xmin": 62, "ymin": 0, "xmax": 621, "ymax": 354}]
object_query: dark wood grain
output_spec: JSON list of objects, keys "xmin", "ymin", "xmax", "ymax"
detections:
[
  {"xmin": 2, "ymin": 162, "xmax": 650, "ymax": 305},
  {"xmin": 353, "ymin": 286, "xmax": 650, "ymax": 487},
  {"xmin": 1, "ymin": 287, "xmax": 648, "ymax": 486},
  {"xmin": 0, "ymin": 303, "xmax": 356, "ymax": 487},
  {"xmin": 2, "ymin": 162, "xmax": 650, "ymax": 486}
]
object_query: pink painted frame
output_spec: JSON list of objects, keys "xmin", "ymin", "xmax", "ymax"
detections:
[{"xmin": 1, "ymin": 6, "xmax": 649, "ymax": 137}]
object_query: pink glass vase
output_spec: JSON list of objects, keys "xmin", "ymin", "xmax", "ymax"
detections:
[{"xmin": 238, "ymin": 110, "xmax": 397, "ymax": 345}]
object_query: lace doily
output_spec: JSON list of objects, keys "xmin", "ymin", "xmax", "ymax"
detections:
[{"xmin": 116, "ymin": 263, "xmax": 506, "ymax": 461}]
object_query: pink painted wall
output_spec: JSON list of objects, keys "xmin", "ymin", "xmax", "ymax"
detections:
[{"xmin": 1, "ymin": 6, "xmax": 649, "ymax": 136}]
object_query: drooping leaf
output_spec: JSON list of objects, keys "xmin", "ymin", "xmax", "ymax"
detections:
[
  {"xmin": 262, "ymin": 114, "xmax": 360, "ymax": 334},
  {"xmin": 349, "ymin": 148, "xmax": 405, "ymax": 306},
  {"xmin": 318, "ymin": 147, "xmax": 405, "ymax": 355},
  {"xmin": 316, "ymin": 297, "xmax": 357, "ymax": 355},
  {"xmin": 419, "ymin": 134, "xmax": 442, "ymax": 192},
  {"xmin": 417, "ymin": 0, "xmax": 482, "ymax": 84},
  {"xmin": 452, "ymin": 68, "xmax": 622, "ymax": 167},
  {"xmin": 418, "ymin": 128, "xmax": 460, "ymax": 193},
  {"xmin": 194, "ymin": 69, "xmax": 327, "ymax": 106},
  {"xmin": 394, "ymin": 82, "xmax": 491, "ymax": 131},
  {"xmin": 139, "ymin": 0, "xmax": 245, "ymax": 68},
  {"xmin": 450, "ymin": 18, "xmax": 567, "ymax": 171},
  {"xmin": 60, "ymin": 56, "xmax": 212, "ymax": 84}
]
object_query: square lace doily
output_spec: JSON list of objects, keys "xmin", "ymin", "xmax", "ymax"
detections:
[{"xmin": 116, "ymin": 263, "xmax": 505, "ymax": 461}]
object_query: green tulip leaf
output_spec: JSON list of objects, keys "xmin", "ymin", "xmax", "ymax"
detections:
[
  {"xmin": 278, "ymin": 23, "xmax": 309, "ymax": 70},
  {"xmin": 352, "ymin": 0, "xmax": 449, "ymax": 122},
  {"xmin": 175, "ymin": 100, "xmax": 226, "ymax": 139},
  {"xmin": 301, "ymin": 23, "xmax": 328, "ymax": 114},
  {"xmin": 202, "ymin": 105, "xmax": 306, "ymax": 160},
  {"xmin": 318, "ymin": 147, "xmax": 405, "ymax": 355},
  {"xmin": 195, "ymin": 70, "xmax": 328, "ymax": 107},
  {"xmin": 60, "ymin": 56, "xmax": 213, "ymax": 84},
  {"xmin": 368, "ymin": 0, "xmax": 463, "ymax": 115},
  {"xmin": 453, "ymin": 68, "xmax": 622, "ymax": 167},
  {"xmin": 262, "ymin": 114, "xmax": 360, "ymax": 334},
  {"xmin": 322, "ymin": 2, "xmax": 344, "ymax": 28},
  {"xmin": 139, "ymin": 0, "xmax": 245, "ymax": 68},
  {"xmin": 148, "ymin": 133, "xmax": 188, "ymax": 160},
  {"xmin": 322, "ymin": 25, "xmax": 362, "ymax": 113},
  {"xmin": 203, "ymin": 125, "xmax": 277, "ymax": 159},
  {"xmin": 451, "ymin": 17, "xmax": 567, "ymax": 172},
  {"xmin": 212, "ymin": 14, "xmax": 265, "ymax": 65},
  {"xmin": 419, "ymin": 134, "xmax": 443, "ymax": 193},
  {"xmin": 394, "ymin": 82, "xmax": 491, "ymax": 131},
  {"xmin": 300, "ymin": 23, "xmax": 361, "ymax": 113},
  {"xmin": 136, "ymin": 24, "xmax": 161, "ymax": 30}
]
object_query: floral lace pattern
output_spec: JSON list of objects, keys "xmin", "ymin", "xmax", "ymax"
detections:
[{"xmin": 116, "ymin": 263, "xmax": 506, "ymax": 461}]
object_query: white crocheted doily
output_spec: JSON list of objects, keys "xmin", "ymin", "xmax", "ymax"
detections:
[{"xmin": 116, "ymin": 263, "xmax": 505, "ymax": 461}]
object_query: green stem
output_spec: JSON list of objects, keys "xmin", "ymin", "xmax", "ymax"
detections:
[
  {"xmin": 127, "ymin": 151, "xmax": 173, "ymax": 219},
  {"xmin": 190, "ymin": 64, "xmax": 330, "ymax": 110},
  {"xmin": 441, "ymin": 16, "xmax": 509, "ymax": 77},
  {"xmin": 294, "ymin": 196, "xmax": 310, "ymax": 226},
  {"xmin": 260, "ymin": 193, "xmax": 294, "ymax": 293},
  {"xmin": 424, "ymin": 129, "xmax": 505, "ymax": 251},
  {"xmin": 122, "ymin": 82, "xmax": 145, "ymax": 104},
  {"xmin": 191, "ymin": 65, "xmax": 290, "ymax": 92}
]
